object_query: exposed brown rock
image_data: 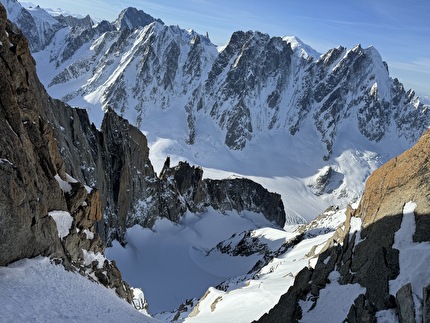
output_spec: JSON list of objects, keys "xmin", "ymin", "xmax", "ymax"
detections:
[
  {"xmin": 357, "ymin": 129, "xmax": 430, "ymax": 227},
  {"xmin": 257, "ymin": 128, "xmax": 430, "ymax": 321}
]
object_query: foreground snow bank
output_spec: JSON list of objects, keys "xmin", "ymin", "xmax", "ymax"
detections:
[{"xmin": 0, "ymin": 257, "xmax": 156, "ymax": 322}]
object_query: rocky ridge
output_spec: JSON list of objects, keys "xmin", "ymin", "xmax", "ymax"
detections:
[
  {"xmin": 0, "ymin": 3, "xmax": 133, "ymax": 302},
  {"xmin": 5, "ymin": 2, "xmax": 426, "ymax": 157},
  {"xmin": 0, "ymin": 1, "xmax": 286, "ymax": 306},
  {"xmin": 257, "ymin": 129, "xmax": 430, "ymax": 322},
  {"xmin": 3, "ymin": 0, "xmax": 430, "ymax": 223}
]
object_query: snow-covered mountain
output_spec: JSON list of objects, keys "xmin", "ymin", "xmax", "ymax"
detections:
[
  {"xmin": 0, "ymin": 4, "xmax": 294, "ymax": 319},
  {"xmin": 3, "ymin": 0, "xmax": 428, "ymax": 224},
  {"xmin": 2, "ymin": 1, "xmax": 430, "ymax": 321}
]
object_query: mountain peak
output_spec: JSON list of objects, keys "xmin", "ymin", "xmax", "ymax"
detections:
[
  {"xmin": 282, "ymin": 35, "xmax": 321, "ymax": 60},
  {"xmin": 114, "ymin": 7, "xmax": 163, "ymax": 31}
]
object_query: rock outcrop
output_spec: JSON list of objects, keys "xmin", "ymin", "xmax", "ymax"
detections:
[
  {"xmin": 159, "ymin": 161, "xmax": 286, "ymax": 227},
  {"xmin": 47, "ymin": 95, "xmax": 287, "ymax": 247},
  {"xmin": 0, "ymin": 3, "xmax": 133, "ymax": 302},
  {"xmin": 257, "ymin": 129, "xmax": 430, "ymax": 322}
]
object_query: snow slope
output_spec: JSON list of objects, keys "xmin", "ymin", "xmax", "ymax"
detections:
[
  {"xmin": 106, "ymin": 208, "xmax": 279, "ymax": 314},
  {"xmin": 107, "ymin": 207, "xmax": 347, "ymax": 319},
  {"xmin": 0, "ymin": 257, "xmax": 157, "ymax": 322}
]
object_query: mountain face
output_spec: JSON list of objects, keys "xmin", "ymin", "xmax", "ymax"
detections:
[
  {"xmin": 0, "ymin": 3, "xmax": 135, "ymax": 303},
  {"xmin": 0, "ymin": 0, "xmax": 284, "ymax": 260},
  {"xmin": 3, "ymin": 0, "xmax": 428, "ymax": 223},
  {"xmin": 2, "ymin": 1, "xmax": 430, "ymax": 321},
  {"xmin": 46, "ymin": 22, "xmax": 428, "ymax": 154},
  {"xmin": 257, "ymin": 129, "xmax": 430, "ymax": 322},
  {"xmin": 17, "ymin": 5, "xmax": 427, "ymax": 155}
]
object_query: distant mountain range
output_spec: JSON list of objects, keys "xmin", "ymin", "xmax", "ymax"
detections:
[{"xmin": 2, "ymin": 0, "xmax": 427, "ymax": 223}]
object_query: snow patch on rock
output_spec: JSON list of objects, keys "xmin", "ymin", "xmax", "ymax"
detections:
[{"xmin": 48, "ymin": 210, "xmax": 73, "ymax": 239}]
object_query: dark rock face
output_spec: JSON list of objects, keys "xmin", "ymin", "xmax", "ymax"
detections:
[
  {"xmin": 0, "ymin": 5, "xmax": 133, "ymax": 303},
  {"xmin": 114, "ymin": 7, "xmax": 163, "ymax": 30},
  {"xmin": 346, "ymin": 294, "xmax": 377, "ymax": 323},
  {"xmin": 204, "ymin": 177, "xmax": 285, "ymax": 227},
  {"xmin": 396, "ymin": 284, "xmax": 415, "ymax": 323},
  {"xmin": 159, "ymin": 161, "xmax": 286, "ymax": 227},
  {"xmin": 257, "ymin": 130, "xmax": 430, "ymax": 322},
  {"xmin": 423, "ymin": 285, "xmax": 430, "ymax": 323},
  {"xmin": 0, "ymin": 5, "xmax": 65, "ymax": 265}
]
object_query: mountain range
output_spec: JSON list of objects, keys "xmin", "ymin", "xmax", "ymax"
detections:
[
  {"xmin": 4, "ymin": 0, "xmax": 428, "ymax": 224},
  {"xmin": 1, "ymin": 0, "xmax": 430, "ymax": 321}
]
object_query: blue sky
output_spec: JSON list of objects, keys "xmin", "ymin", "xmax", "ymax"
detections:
[{"xmin": 29, "ymin": 0, "xmax": 430, "ymax": 97}]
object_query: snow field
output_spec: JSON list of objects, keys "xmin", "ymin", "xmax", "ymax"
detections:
[
  {"xmin": 106, "ymin": 208, "xmax": 279, "ymax": 314},
  {"xmin": 186, "ymin": 230, "xmax": 338, "ymax": 322},
  {"xmin": 299, "ymin": 271, "xmax": 366, "ymax": 322}
]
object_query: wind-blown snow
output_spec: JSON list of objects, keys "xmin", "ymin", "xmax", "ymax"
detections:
[
  {"xmin": 0, "ymin": 257, "xmax": 156, "ymax": 322},
  {"xmin": 48, "ymin": 210, "xmax": 73, "ymax": 239},
  {"xmin": 389, "ymin": 201, "xmax": 430, "ymax": 319}
]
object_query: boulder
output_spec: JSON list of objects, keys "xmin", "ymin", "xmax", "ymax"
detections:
[{"xmin": 396, "ymin": 283, "xmax": 415, "ymax": 323}]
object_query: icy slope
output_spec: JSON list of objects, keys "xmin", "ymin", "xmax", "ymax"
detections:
[{"xmin": 0, "ymin": 257, "xmax": 156, "ymax": 322}]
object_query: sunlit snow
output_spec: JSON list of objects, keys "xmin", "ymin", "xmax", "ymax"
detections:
[
  {"xmin": 0, "ymin": 257, "xmax": 156, "ymax": 322},
  {"xmin": 107, "ymin": 208, "xmax": 347, "ymax": 319}
]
